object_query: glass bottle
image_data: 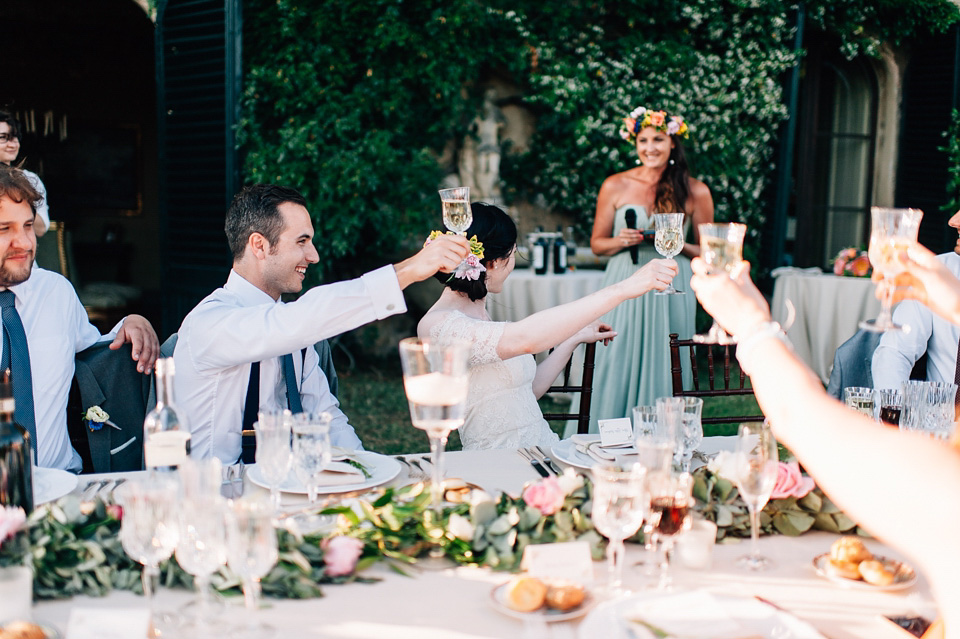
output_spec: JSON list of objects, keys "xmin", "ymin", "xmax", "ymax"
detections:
[
  {"xmin": 533, "ymin": 226, "xmax": 549, "ymax": 275},
  {"xmin": 553, "ymin": 225, "xmax": 568, "ymax": 274},
  {"xmin": 0, "ymin": 370, "xmax": 33, "ymax": 514},
  {"xmin": 144, "ymin": 358, "xmax": 191, "ymax": 472}
]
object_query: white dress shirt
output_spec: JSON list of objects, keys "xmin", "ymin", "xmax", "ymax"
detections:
[
  {"xmin": 872, "ymin": 252, "xmax": 960, "ymax": 390},
  {"xmin": 8, "ymin": 268, "xmax": 117, "ymax": 470},
  {"xmin": 23, "ymin": 170, "xmax": 50, "ymax": 230},
  {"xmin": 174, "ymin": 267, "xmax": 406, "ymax": 464}
]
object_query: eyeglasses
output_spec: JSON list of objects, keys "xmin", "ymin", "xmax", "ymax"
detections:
[{"xmin": 0, "ymin": 134, "xmax": 19, "ymax": 144}]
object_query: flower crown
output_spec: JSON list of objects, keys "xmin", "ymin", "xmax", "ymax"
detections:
[
  {"xmin": 619, "ymin": 106, "xmax": 689, "ymax": 142},
  {"xmin": 424, "ymin": 231, "xmax": 486, "ymax": 281}
]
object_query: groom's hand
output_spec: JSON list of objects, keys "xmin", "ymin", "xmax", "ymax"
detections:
[{"xmin": 393, "ymin": 234, "xmax": 471, "ymax": 289}]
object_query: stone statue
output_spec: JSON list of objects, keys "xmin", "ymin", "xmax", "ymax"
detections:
[{"xmin": 459, "ymin": 88, "xmax": 506, "ymax": 203}]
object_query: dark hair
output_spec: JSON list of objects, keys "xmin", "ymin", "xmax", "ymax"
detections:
[
  {"xmin": 0, "ymin": 111, "xmax": 20, "ymax": 140},
  {"xmin": 437, "ymin": 202, "xmax": 517, "ymax": 301},
  {"xmin": 225, "ymin": 184, "xmax": 308, "ymax": 260},
  {"xmin": 653, "ymin": 138, "xmax": 691, "ymax": 214},
  {"xmin": 0, "ymin": 165, "xmax": 40, "ymax": 214}
]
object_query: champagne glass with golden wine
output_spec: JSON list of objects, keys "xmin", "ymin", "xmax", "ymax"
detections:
[
  {"xmin": 653, "ymin": 213, "xmax": 686, "ymax": 295},
  {"xmin": 438, "ymin": 186, "xmax": 473, "ymax": 235},
  {"xmin": 693, "ymin": 223, "xmax": 747, "ymax": 344},
  {"xmin": 860, "ymin": 207, "xmax": 923, "ymax": 333}
]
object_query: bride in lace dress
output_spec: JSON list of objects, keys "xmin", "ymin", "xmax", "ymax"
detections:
[{"xmin": 418, "ymin": 203, "xmax": 678, "ymax": 451}]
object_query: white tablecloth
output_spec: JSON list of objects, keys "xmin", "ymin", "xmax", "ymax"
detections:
[
  {"xmin": 36, "ymin": 448, "xmax": 935, "ymax": 638},
  {"xmin": 771, "ymin": 271, "xmax": 882, "ymax": 383},
  {"xmin": 487, "ymin": 269, "xmax": 606, "ymax": 322}
]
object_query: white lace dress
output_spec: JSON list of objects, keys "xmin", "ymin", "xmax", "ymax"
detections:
[{"xmin": 428, "ymin": 310, "xmax": 560, "ymax": 451}]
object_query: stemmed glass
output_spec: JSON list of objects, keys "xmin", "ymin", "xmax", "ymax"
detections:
[
  {"xmin": 734, "ymin": 421, "xmax": 779, "ymax": 571},
  {"xmin": 653, "ymin": 213, "xmax": 686, "ymax": 295},
  {"xmin": 655, "ymin": 396, "xmax": 684, "ymax": 470},
  {"xmin": 633, "ymin": 403, "xmax": 675, "ymax": 578},
  {"xmin": 176, "ymin": 496, "xmax": 229, "ymax": 630},
  {"xmin": 226, "ymin": 498, "xmax": 280, "ymax": 639},
  {"xmin": 692, "ymin": 223, "xmax": 747, "ymax": 344},
  {"xmin": 114, "ymin": 478, "xmax": 180, "ymax": 638},
  {"xmin": 292, "ymin": 412, "xmax": 333, "ymax": 506},
  {"xmin": 398, "ymin": 337, "xmax": 471, "ymax": 556},
  {"xmin": 438, "ymin": 186, "xmax": 473, "ymax": 235},
  {"xmin": 590, "ymin": 463, "xmax": 647, "ymax": 596},
  {"xmin": 860, "ymin": 207, "xmax": 923, "ymax": 333},
  {"xmin": 255, "ymin": 410, "xmax": 293, "ymax": 511},
  {"xmin": 678, "ymin": 397, "xmax": 703, "ymax": 473},
  {"xmin": 645, "ymin": 471, "xmax": 693, "ymax": 590}
]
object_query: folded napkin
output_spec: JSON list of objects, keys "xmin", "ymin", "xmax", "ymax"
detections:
[
  {"xmin": 576, "ymin": 442, "xmax": 615, "ymax": 464},
  {"xmin": 312, "ymin": 460, "xmax": 366, "ymax": 487},
  {"xmin": 570, "ymin": 434, "xmax": 634, "ymax": 450},
  {"xmin": 623, "ymin": 591, "xmax": 753, "ymax": 639}
]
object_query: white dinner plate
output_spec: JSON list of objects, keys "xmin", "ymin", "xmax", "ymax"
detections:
[
  {"xmin": 32, "ymin": 467, "xmax": 79, "ymax": 505},
  {"xmin": 577, "ymin": 590, "xmax": 825, "ymax": 639},
  {"xmin": 247, "ymin": 452, "xmax": 401, "ymax": 495},
  {"xmin": 812, "ymin": 553, "xmax": 917, "ymax": 591},
  {"xmin": 489, "ymin": 581, "xmax": 595, "ymax": 623},
  {"xmin": 550, "ymin": 437, "xmax": 597, "ymax": 470}
]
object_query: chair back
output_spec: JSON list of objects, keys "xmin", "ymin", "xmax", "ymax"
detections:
[
  {"xmin": 542, "ymin": 342, "xmax": 597, "ymax": 435},
  {"xmin": 35, "ymin": 221, "xmax": 73, "ymax": 280},
  {"xmin": 668, "ymin": 333, "xmax": 763, "ymax": 426}
]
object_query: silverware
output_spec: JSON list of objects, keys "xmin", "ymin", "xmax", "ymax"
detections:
[
  {"xmin": 397, "ymin": 456, "xmax": 428, "ymax": 480},
  {"xmin": 81, "ymin": 480, "xmax": 106, "ymax": 501},
  {"xmin": 533, "ymin": 446, "xmax": 562, "ymax": 475},
  {"xmin": 517, "ymin": 448, "xmax": 549, "ymax": 478}
]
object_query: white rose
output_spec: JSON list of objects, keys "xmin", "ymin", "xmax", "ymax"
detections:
[
  {"xmin": 707, "ymin": 451, "xmax": 739, "ymax": 481},
  {"xmin": 557, "ymin": 468, "xmax": 584, "ymax": 495},
  {"xmin": 85, "ymin": 406, "xmax": 110, "ymax": 423},
  {"xmin": 447, "ymin": 514, "xmax": 475, "ymax": 541}
]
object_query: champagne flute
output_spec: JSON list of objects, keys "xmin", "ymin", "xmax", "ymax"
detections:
[
  {"xmin": 860, "ymin": 207, "xmax": 923, "ymax": 332},
  {"xmin": 653, "ymin": 213, "xmax": 686, "ymax": 295},
  {"xmin": 590, "ymin": 463, "xmax": 647, "ymax": 595},
  {"xmin": 678, "ymin": 397, "xmax": 703, "ymax": 473},
  {"xmin": 226, "ymin": 498, "xmax": 279, "ymax": 639},
  {"xmin": 734, "ymin": 421, "xmax": 779, "ymax": 571},
  {"xmin": 438, "ymin": 186, "xmax": 473, "ymax": 235},
  {"xmin": 645, "ymin": 470, "xmax": 693, "ymax": 590},
  {"xmin": 114, "ymin": 479, "xmax": 180, "ymax": 638},
  {"xmin": 398, "ymin": 337, "xmax": 471, "ymax": 557},
  {"xmin": 254, "ymin": 411, "xmax": 293, "ymax": 511},
  {"xmin": 692, "ymin": 223, "xmax": 747, "ymax": 344},
  {"xmin": 292, "ymin": 412, "xmax": 333, "ymax": 506}
]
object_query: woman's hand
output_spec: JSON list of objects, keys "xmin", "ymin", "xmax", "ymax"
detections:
[
  {"xmin": 689, "ymin": 259, "xmax": 771, "ymax": 337},
  {"xmin": 574, "ymin": 321, "xmax": 617, "ymax": 346},
  {"xmin": 616, "ymin": 227, "xmax": 645, "ymax": 249},
  {"xmin": 621, "ymin": 258, "xmax": 677, "ymax": 297},
  {"xmin": 875, "ymin": 241, "xmax": 960, "ymax": 326}
]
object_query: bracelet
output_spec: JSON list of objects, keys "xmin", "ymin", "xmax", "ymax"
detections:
[{"xmin": 735, "ymin": 320, "xmax": 791, "ymax": 375}]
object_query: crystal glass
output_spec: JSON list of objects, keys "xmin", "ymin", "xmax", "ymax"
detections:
[
  {"xmin": 254, "ymin": 411, "xmax": 293, "ymax": 511},
  {"xmin": 678, "ymin": 397, "xmax": 703, "ymax": 473},
  {"xmin": 176, "ymin": 495, "xmax": 229, "ymax": 630},
  {"xmin": 398, "ymin": 337, "xmax": 471, "ymax": 557},
  {"xmin": 861, "ymin": 207, "xmax": 923, "ymax": 332},
  {"xmin": 653, "ymin": 213, "xmax": 686, "ymax": 295},
  {"xmin": 114, "ymin": 479, "xmax": 180, "ymax": 638},
  {"xmin": 693, "ymin": 223, "xmax": 747, "ymax": 345},
  {"xmin": 438, "ymin": 186, "xmax": 473, "ymax": 235},
  {"xmin": 876, "ymin": 388, "xmax": 903, "ymax": 426},
  {"xmin": 226, "ymin": 498, "xmax": 279, "ymax": 638},
  {"xmin": 292, "ymin": 412, "xmax": 333, "ymax": 505},
  {"xmin": 645, "ymin": 470, "xmax": 693, "ymax": 590},
  {"xmin": 843, "ymin": 386, "xmax": 875, "ymax": 419},
  {"xmin": 900, "ymin": 380, "xmax": 929, "ymax": 433},
  {"xmin": 633, "ymin": 404, "xmax": 674, "ymax": 474},
  {"xmin": 924, "ymin": 381, "xmax": 958, "ymax": 439},
  {"xmin": 734, "ymin": 421, "xmax": 779, "ymax": 571},
  {"xmin": 590, "ymin": 463, "xmax": 647, "ymax": 595},
  {"xmin": 655, "ymin": 396, "xmax": 684, "ymax": 470}
]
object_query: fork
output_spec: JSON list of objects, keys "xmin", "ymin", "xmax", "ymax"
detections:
[
  {"xmin": 518, "ymin": 448, "xmax": 550, "ymax": 477},
  {"xmin": 533, "ymin": 446, "xmax": 562, "ymax": 475},
  {"xmin": 397, "ymin": 456, "xmax": 428, "ymax": 480}
]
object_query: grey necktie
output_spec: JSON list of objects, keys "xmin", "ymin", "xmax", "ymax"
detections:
[{"xmin": 0, "ymin": 291, "xmax": 37, "ymax": 462}]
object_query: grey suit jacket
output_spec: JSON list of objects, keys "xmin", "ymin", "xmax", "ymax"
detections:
[{"xmin": 826, "ymin": 329, "xmax": 882, "ymax": 399}]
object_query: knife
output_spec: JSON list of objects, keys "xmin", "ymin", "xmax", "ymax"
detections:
[{"xmin": 519, "ymin": 449, "xmax": 550, "ymax": 477}]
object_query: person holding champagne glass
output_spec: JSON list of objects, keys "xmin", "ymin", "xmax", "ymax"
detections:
[
  {"xmin": 588, "ymin": 105, "xmax": 714, "ymax": 428},
  {"xmin": 419, "ymin": 203, "xmax": 677, "ymax": 450},
  {"xmin": 690, "ymin": 253, "xmax": 960, "ymax": 639}
]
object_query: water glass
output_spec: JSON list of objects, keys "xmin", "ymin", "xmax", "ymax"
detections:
[
  {"xmin": 590, "ymin": 463, "xmax": 647, "ymax": 595},
  {"xmin": 226, "ymin": 498, "xmax": 279, "ymax": 638},
  {"xmin": 843, "ymin": 386, "xmax": 875, "ymax": 419},
  {"xmin": 633, "ymin": 405, "xmax": 673, "ymax": 474},
  {"xmin": 675, "ymin": 517, "xmax": 718, "ymax": 570},
  {"xmin": 734, "ymin": 421, "xmax": 778, "ymax": 571},
  {"xmin": 925, "ymin": 381, "xmax": 958, "ymax": 439},
  {"xmin": 679, "ymin": 397, "xmax": 703, "ymax": 472},
  {"xmin": 292, "ymin": 412, "xmax": 333, "ymax": 504},
  {"xmin": 255, "ymin": 411, "xmax": 293, "ymax": 510},
  {"xmin": 876, "ymin": 388, "xmax": 903, "ymax": 426},
  {"xmin": 655, "ymin": 397, "xmax": 684, "ymax": 470},
  {"xmin": 176, "ymin": 496, "xmax": 229, "ymax": 629},
  {"xmin": 900, "ymin": 380, "xmax": 929, "ymax": 433}
]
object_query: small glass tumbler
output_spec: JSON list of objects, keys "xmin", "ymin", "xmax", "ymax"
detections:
[
  {"xmin": 876, "ymin": 388, "xmax": 903, "ymax": 426},
  {"xmin": 843, "ymin": 386, "xmax": 875, "ymax": 419},
  {"xmin": 924, "ymin": 381, "xmax": 958, "ymax": 439},
  {"xmin": 900, "ymin": 380, "xmax": 929, "ymax": 433}
]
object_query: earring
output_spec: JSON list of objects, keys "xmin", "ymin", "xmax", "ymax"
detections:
[
  {"xmin": 635, "ymin": 159, "xmax": 641, "ymax": 166},
  {"xmin": 669, "ymin": 159, "xmax": 675, "ymax": 165}
]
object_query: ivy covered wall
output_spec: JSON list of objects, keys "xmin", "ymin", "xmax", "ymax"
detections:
[{"xmin": 238, "ymin": 0, "xmax": 959, "ymax": 285}]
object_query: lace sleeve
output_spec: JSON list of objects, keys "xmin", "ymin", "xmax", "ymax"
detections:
[{"xmin": 428, "ymin": 311, "xmax": 506, "ymax": 367}]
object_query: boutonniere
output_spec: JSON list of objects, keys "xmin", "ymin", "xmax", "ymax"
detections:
[{"xmin": 82, "ymin": 406, "xmax": 118, "ymax": 432}]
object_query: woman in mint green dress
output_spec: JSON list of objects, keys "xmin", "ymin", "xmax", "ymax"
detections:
[{"xmin": 587, "ymin": 106, "xmax": 714, "ymax": 430}]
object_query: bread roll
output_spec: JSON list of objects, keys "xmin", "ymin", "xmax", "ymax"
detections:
[
  {"xmin": 830, "ymin": 536, "xmax": 872, "ymax": 564},
  {"xmin": 0, "ymin": 621, "xmax": 47, "ymax": 639},
  {"xmin": 825, "ymin": 558, "xmax": 862, "ymax": 580},
  {"xmin": 545, "ymin": 582, "xmax": 585, "ymax": 611},
  {"xmin": 503, "ymin": 577, "xmax": 547, "ymax": 612},
  {"xmin": 858, "ymin": 559, "xmax": 895, "ymax": 586}
]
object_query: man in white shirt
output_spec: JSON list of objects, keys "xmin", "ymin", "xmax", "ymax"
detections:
[
  {"xmin": 872, "ymin": 211, "xmax": 960, "ymax": 390},
  {"xmin": 174, "ymin": 184, "xmax": 470, "ymax": 464},
  {"xmin": 0, "ymin": 166, "xmax": 159, "ymax": 470}
]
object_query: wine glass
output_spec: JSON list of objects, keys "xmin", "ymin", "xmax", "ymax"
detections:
[
  {"xmin": 860, "ymin": 207, "xmax": 923, "ymax": 333},
  {"xmin": 226, "ymin": 498, "xmax": 280, "ymax": 639},
  {"xmin": 678, "ymin": 397, "xmax": 703, "ymax": 473},
  {"xmin": 632, "ymin": 404, "xmax": 674, "ymax": 578},
  {"xmin": 692, "ymin": 223, "xmax": 747, "ymax": 344},
  {"xmin": 292, "ymin": 412, "xmax": 333, "ymax": 506},
  {"xmin": 645, "ymin": 470, "xmax": 693, "ymax": 590},
  {"xmin": 398, "ymin": 337, "xmax": 471, "ymax": 556},
  {"xmin": 438, "ymin": 186, "xmax": 473, "ymax": 235},
  {"xmin": 114, "ymin": 478, "xmax": 180, "ymax": 638},
  {"xmin": 734, "ymin": 421, "xmax": 779, "ymax": 571},
  {"xmin": 176, "ymin": 495, "xmax": 229, "ymax": 630},
  {"xmin": 653, "ymin": 213, "xmax": 686, "ymax": 295},
  {"xmin": 655, "ymin": 396, "xmax": 684, "ymax": 470},
  {"xmin": 590, "ymin": 463, "xmax": 647, "ymax": 596},
  {"xmin": 254, "ymin": 411, "xmax": 293, "ymax": 511}
]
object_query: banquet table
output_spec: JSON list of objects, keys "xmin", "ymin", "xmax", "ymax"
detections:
[
  {"xmin": 771, "ymin": 270, "xmax": 882, "ymax": 384},
  {"xmin": 32, "ymin": 446, "xmax": 935, "ymax": 639},
  {"xmin": 486, "ymin": 268, "xmax": 606, "ymax": 323}
]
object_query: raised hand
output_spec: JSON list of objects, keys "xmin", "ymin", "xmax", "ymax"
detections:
[
  {"xmin": 393, "ymin": 233, "xmax": 471, "ymax": 289},
  {"xmin": 876, "ymin": 241, "xmax": 960, "ymax": 326},
  {"xmin": 622, "ymin": 258, "xmax": 678, "ymax": 296},
  {"xmin": 689, "ymin": 259, "xmax": 770, "ymax": 338},
  {"xmin": 111, "ymin": 314, "xmax": 160, "ymax": 374}
]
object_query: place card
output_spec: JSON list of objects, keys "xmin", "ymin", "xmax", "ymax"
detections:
[
  {"xmin": 67, "ymin": 607, "xmax": 150, "ymax": 639},
  {"xmin": 521, "ymin": 541, "xmax": 594, "ymax": 582},
  {"xmin": 598, "ymin": 417, "xmax": 633, "ymax": 448}
]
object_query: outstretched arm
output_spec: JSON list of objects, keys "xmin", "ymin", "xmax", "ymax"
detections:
[{"xmin": 393, "ymin": 234, "xmax": 471, "ymax": 289}]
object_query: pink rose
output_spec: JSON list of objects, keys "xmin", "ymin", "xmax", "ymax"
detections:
[
  {"xmin": 666, "ymin": 120, "xmax": 680, "ymax": 135},
  {"xmin": 649, "ymin": 111, "xmax": 666, "ymax": 127},
  {"xmin": 522, "ymin": 477, "xmax": 566, "ymax": 515},
  {"xmin": 106, "ymin": 504, "xmax": 124, "ymax": 521},
  {"xmin": 0, "ymin": 507, "xmax": 25, "ymax": 543},
  {"xmin": 323, "ymin": 536, "xmax": 364, "ymax": 576},
  {"xmin": 770, "ymin": 461, "xmax": 815, "ymax": 500},
  {"xmin": 833, "ymin": 257, "xmax": 847, "ymax": 276},
  {"xmin": 850, "ymin": 254, "xmax": 871, "ymax": 277}
]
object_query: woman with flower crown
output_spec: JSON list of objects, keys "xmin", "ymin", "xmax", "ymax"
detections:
[
  {"xmin": 418, "ymin": 202, "xmax": 678, "ymax": 450},
  {"xmin": 586, "ymin": 106, "xmax": 715, "ymax": 429}
]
